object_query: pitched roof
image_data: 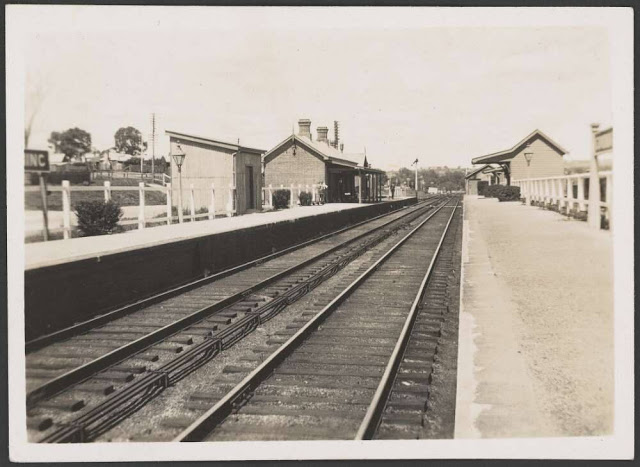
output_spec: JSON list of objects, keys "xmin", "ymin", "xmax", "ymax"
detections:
[
  {"xmin": 471, "ymin": 129, "xmax": 568, "ymax": 165},
  {"xmin": 166, "ymin": 130, "xmax": 265, "ymax": 155},
  {"xmin": 264, "ymin": 134, "xmax": 361, "ymax": 168},
  {"xmin": 465, "ymin": 164, "xmax": 495, "ymax": 179}
]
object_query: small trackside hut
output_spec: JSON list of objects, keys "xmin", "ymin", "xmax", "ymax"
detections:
[
  {"xmin": 166, "ymin": 131, "xmax": 265, "ymax": 216},
  {"xmin": 264, "ymin": 119, "xmax": 385, "ymax": 204}
]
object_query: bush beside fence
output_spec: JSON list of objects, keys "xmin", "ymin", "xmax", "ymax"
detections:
[{"xmin": 482, "ymin": 185, "xmax": 521, "ymax": 202}]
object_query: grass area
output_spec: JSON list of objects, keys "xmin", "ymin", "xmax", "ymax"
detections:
[{"xmin": 25, "ymin": 178, "xmax": 166, "ymax": 210}]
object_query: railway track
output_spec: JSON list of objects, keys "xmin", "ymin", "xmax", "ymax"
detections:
[
  {"xmin": 173, "ymin": 197, "xmax": 461, "ymax": 442},
  {"xmin": 26, "ymin": 197, "xmax": 446, "ymax": 442}
]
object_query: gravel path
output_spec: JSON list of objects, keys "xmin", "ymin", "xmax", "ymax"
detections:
[{"xmin": 456, "ymin": 197, "xmax": 613, "ymax": 438}]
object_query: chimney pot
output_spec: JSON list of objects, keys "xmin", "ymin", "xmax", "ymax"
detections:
[
  {"xmin": 298, "ymin": 119, "xmax": 312, "ymax": 139},
  {"xmin": 317, "ymin": 126, "xmax": 329, "ymax": 143}
]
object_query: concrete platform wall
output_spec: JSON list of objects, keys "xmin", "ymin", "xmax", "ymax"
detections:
[{"xmin": 25, "ymin": 198, "xmax": 416, "ymax": 341}]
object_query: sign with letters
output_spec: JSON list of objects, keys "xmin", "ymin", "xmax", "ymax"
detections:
[
  {"xmin": 595, "ymin": 127, "xmax": 613, "ymax": 156},
  {"xmin": 25, "ymin": 149, "xmax": 50, "ymax": 172}
]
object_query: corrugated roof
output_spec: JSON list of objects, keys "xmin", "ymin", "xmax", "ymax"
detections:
[{"xmin": 471, "ymin": 129, "xmax": 568, "ymax": 165}]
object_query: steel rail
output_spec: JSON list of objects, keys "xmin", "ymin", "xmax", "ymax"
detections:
[
  {"xmin": 37, "ymin": 199, "xmax": 447, "ymax": 443},
  {"xmin": 355, "ymin": 198, "xmax": 459, "ymax": 440},
  {"xmin": 173, "ymin": 199, "xmax": 453, "ymax": 442},
  {"xmin": 27, "ymin": 199, "xmax": 435, "ymax": 408},
  {"xmin": 27, "ymin": 197, "xmax": 428, "ymax": 353}
]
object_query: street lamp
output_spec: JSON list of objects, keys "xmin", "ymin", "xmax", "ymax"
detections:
[{"xmin": 172, "ymin": 144, "xmax": 186, "ymax": 223}]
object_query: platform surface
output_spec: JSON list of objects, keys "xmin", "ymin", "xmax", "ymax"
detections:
[
  {"xmin": 455, "ymin": 196, "xmax": 613, "ymax": 438},
  {"xmin": 25, "ymin": 202, "xmax": 378, "ymax": 270}
]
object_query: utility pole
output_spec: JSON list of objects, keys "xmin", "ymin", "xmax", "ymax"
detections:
[
  {"xmin": 412, "ymin": 158, "xmax": 419, "ymax": 195},
  {"xmin": 151, "ymin": 113, "xmax": 156, "ymax": 176}
]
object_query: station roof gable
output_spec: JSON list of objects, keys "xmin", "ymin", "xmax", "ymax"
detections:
[
  {"xmin": 471, "ymin": 129, "xmax": 568, "ymax": 165},
  {"xmin": 264, "ymin": 134, "xmax": 362, "ymax": 169},
  {"xmin": 166, "ymin": 130, "xmax": 265, "ymax": 155}
]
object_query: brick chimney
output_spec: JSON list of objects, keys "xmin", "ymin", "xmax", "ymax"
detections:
[
  {"xmin": 298, "ymin": 119, "xmax": 312, "ymax": 139},
  {"xmin": 316, "ymin": 126, "xmax": 329, "ymax": 144}
]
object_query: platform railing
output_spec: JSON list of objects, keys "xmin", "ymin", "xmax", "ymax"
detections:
[
  {"xmin": 26, "ymin": 180, "xmax": 237, "ymax": 241},
  {"xmin": 513, "ymin": 171, "xmax": 612, "ymax": 230}
]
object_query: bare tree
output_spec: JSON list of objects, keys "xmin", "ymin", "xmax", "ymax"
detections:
[{"xmin": 24, "ymin": 72, "xmax": 49, "ymax": 148}]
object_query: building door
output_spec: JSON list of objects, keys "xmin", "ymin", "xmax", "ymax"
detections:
[{"xmin": 246, "ymin": 166, "xmax": 255, "ymax": 210}]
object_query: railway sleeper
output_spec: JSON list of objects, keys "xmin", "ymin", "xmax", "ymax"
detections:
[
  {"xmin": 92, "ymin": 371, "xmax": 135, "ymax": 383},
  {"xmin": 37, "ymin": 395, "xmax": 85, "ymax": 412},
  {"xmin": 27, "ymin": 416, "xmax": 54, "ymax": 432},
  {"xmin": 237, "ymin": 405, "xmax": 365, "ymax": 420},
  {"xmin": 210, "ymin": 420, "xmax": 354, "ymax": 441}
]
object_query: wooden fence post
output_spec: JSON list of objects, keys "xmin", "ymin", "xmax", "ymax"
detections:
[
  {"xmin": 227, "ymin": 183, "xmax": 234, "ymax": 217},
  {"xmin": 209, "ymin": 182, "xmax": 216, "ymax": 220},
  {"xmin": 62, "ymin": 180, "xmax": 71, "ymax": 239},
  {"xmin": 104, "ymin": 180, "xmax": 111, "ymax": 202},
  {"xmin": 166, "ymin": 183, "xmax": 173, "ymax": 225},
  {"xmin": 577, "ymin": 176, "xmax": 586, "ymax": 212},
  {"xmin": 606, "ymin": 174, "xmax": 613, "ymax": 231},
  {"xmin": 138, "ymin": 182, "xmax": 145, "ymax": 229},
  {"xmin": 189, "ymin": 184, "xmax": 196, "ymax": 222}
]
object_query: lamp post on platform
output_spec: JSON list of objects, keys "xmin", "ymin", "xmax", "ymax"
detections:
[
  {"xmin": 524, "ymin": 151, "xmax": 533, "ymax": 205},
  {"xmin": 172, "ymin": 144, "xmax": 186, "ymax": 224}
]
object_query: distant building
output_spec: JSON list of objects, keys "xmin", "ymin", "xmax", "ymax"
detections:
[
  {"xmin": 427, "ymin": 187, "xmax": 439, "ymax": 195},
  {"xmin": 166, "ymin": 130, "xmax": 265, "ymax": 215},
  {"xmin": 264, "ymin": 119, "xmax": 385, "ymax": 203},
  {"xmin": 464, "ymin": 164, "xmax": 496, "ymax": 195},
  {"xmin": 471, "ymin": 129, "xmax": 567, "ymax": 185}
]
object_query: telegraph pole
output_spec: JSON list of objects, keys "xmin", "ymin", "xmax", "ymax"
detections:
[{"xmin": 151, "ymin": 113, "xmax": 156, "ymax": 176}]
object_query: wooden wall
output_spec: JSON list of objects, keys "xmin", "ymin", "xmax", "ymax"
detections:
[
  {"xmin": 169, "ymin": 138, "xmax": 234, "ymax": 214},
  {"xmin": 510, "ymin": 137, "xmax": 565, "ymax": 181}
]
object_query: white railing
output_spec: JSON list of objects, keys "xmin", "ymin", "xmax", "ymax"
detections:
[
  {"xmin": 261, "ymin": 183, "xmax": 326, "ymax": 208},
  {"xmin": 26, "ymin": 180, "xmax": 236, "ymax": 240},
  {"xmin": 513, "ymin": 171, "xmax": 612, "ymax": 230}
]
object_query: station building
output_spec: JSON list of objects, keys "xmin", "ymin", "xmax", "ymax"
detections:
[
  {"xmin": 264, "ymin": 119, "xmax": 386, "ymax": 203},
  {"xmin": 470, "ymin": 129, "xmax": 567, "ymax": 185},
  {"xmin": 166, "ymin": 130, "xmax": 265, "ymax": 215}
]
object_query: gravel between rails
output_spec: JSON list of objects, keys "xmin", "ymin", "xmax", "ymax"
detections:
[{"xmin": 95, "ymin": 209, "xmax": 432, "ymax": 442}]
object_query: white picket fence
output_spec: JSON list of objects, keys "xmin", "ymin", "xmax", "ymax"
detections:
[
  {"xmin": 27, "ymin": 180, "xmax": 239, "ymax": 240},
  {"xmin": 262, "ymin": 183, "xmax": 327, "ymax": 208},
  {"xmin": 513, "ymin": 170, "xmax": 612, "ymax": 230}
]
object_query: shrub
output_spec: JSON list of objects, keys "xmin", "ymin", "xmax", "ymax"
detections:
[
  {"xmin": 272, "ymin": 189, "xmax": 290, "ymax": 209},
  {"xmin": 481, "ymin": 185, "xmax": 521, "ymax": 202},
  {"xmin": 75, "ymin": 200, "xmax": 123, "ymax": 237},
  {"xmin": 497, "ymin": 186, "xmax": 521, "ymax": 202},
  {"xmin": 299, "ymin": 191, "xmax": 312, "ymax": 206}
]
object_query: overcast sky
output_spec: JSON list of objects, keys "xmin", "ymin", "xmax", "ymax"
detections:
[{"xmin": 21, "ymin": 7, "xmax": 611, "ymax": 170}]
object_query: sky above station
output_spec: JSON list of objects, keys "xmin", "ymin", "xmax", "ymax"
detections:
[{"xmin": 19, "ymin": 6, "xmax": 612, "ymax": 171}]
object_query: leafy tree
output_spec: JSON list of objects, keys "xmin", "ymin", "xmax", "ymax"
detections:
[
  {"xmin": 48, "ymin": 128, "xmax": 92, "ymax": 161},
  {"xmin": 114, "ymin": 126, "xmax": 145, "ymax": 155}
]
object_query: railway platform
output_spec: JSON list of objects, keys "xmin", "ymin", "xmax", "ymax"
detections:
[
  {"xmin": 27, "ymin": 202, "xmax": 384, "ymax": 270},
  {"xmin": 455, "ymin": 195, "xmax": 613, "ymax": 438},
  {"xmin": 25, "ymin": 198, "xmax": 417, "ymax": 341}
]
